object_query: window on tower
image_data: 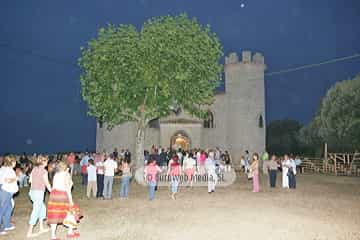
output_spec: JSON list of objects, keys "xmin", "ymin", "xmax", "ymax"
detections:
[
  {"xmin": 204, "ymin": 111, "xmax": 214, "ymax": 128},
  {"xmin": 258, "ymin": 114, "xmax": 264, "ymax": 128}
]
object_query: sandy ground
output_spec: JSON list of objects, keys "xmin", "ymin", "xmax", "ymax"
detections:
[{"xmin": 5, "ymin": 173, "xmax": 360, "ymax": 240}]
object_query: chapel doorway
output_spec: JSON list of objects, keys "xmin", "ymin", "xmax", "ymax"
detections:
[{"xmin": 170, "ymin": 131, "xmax": 190, "ymax": 151}]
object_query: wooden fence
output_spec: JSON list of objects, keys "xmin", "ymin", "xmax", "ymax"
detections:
[{"xmin": 300, "ymin": 152, "xmax": 360, "ymax": 176}]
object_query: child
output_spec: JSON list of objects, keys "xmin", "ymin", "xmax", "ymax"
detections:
[
  {"xmin": 144, "ymin": 159, "xmax": 161, "ymax": 201},
  {"xmin": 86, "ymin": 159, "xmax": 97, "ymax": 199},
  {"xmin": 16, "ymin": 166, "xmax": 28, "ymax": 188}
]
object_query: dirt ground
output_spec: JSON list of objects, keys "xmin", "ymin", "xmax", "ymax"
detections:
[{"xmin": 6, "ymin": 173, "xmax": 360, "ymax": 240}]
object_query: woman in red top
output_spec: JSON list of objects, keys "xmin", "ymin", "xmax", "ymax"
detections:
[
  {"xmin": 27, "ymin": 156, "xmax": 52, "ymax": 238},
  {"xmin": 144, "ymin": 159, "xmax": 161, "ymax": 201},
  {"xmin": 168, "ymin": 155, "xmax": 181, "ymax": 200}
]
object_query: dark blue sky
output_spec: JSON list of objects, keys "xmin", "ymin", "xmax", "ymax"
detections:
[{"xmin": 1, "ymin": 0, "xmax": 360, "ymax": 154}]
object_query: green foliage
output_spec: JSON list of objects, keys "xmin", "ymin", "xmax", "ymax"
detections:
[
  {"xmin": 298, "ymin": 116, "xmax": 323, "ymax": 156},
  {"xmin": 78, "ymin": 14, "xmax": 223, "ymax": 129},
  {"xmin": 300, "ymin": 74, "xmax": 360, "ymax": 152},
  {"xmin": 317, "ymin": 75, "xmax": 360, "ymax": 151},
  {"xmin": 266, "ymin": 119, "xmax": 303, "ymax": 155}
]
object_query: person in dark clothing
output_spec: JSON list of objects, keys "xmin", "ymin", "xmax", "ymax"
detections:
[
  {"xmin": 288, "ymin": 160, "xmax": 297, "ymax": 189},
  {"xmin": 124, "ymin": 149, "xmax": 131, "ymax": 162},
  {"xmin": 267, "ymin": 155, "xmax": 279, "ymax": 188},
  {"xmin": 158, "ymin": 149, "xmax": 167, "ymax": 167},
  {"xmin": 113, "ymin": 148, "xmax": 119, "ymax": 160},
  {"xmin": 19, "ymin": 152, "xmax": 30, "ymax": 165},
  {"xmin": 149, "ymin": 149, "xmax": 159, "ymax": 166}
]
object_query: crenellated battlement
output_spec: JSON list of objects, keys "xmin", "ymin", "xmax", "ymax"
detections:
[{"xmin": 225, "ymin": 51, "xmax": 265, "ymax": 66}]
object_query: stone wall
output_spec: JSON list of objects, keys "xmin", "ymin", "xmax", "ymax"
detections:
[{"xmin": 201, "ymin": 94, "xmax": 227, "ymax": 150}]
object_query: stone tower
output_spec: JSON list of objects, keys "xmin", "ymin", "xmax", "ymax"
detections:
[{"xmin": 224, "ymin": 51, "xmax": 266, "ymax": 161}]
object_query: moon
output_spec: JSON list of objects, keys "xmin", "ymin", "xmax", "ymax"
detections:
[{"xmin": 241, "ymin": 3, "xmax": 245, "ymax": 8}]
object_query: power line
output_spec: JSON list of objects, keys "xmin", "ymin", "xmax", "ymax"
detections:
[{"xmin": 266, "ymin": 53, "xmax": 360, "ymax": 77}]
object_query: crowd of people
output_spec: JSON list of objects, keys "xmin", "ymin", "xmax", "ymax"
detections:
[{"xmin": 0, "ymin": 147, "xmax": 301, "ymax": 239}]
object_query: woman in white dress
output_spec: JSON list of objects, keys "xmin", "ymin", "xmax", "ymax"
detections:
[{"xmin": 282, "ymin": 155, "xmax": 291, "ymax": 188}]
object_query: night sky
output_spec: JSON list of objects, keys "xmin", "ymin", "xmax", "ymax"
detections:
[{"xmin": 1, "ymin": 0, "xmax": 360, "ymax": 154}]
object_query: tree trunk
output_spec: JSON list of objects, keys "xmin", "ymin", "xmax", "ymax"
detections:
[{"xmin": 134, "ymin": 121, "xmax": 146, "ymax": 168}]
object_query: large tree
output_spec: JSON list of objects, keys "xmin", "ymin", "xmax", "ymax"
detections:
[
  {"xmin": 300, "ymin": 74, "xmax": 360, "ymax": 152},
  {"xmin": 78, "ymin": 14, "xmax": 223, "ymax": 166},
  {"xmin": 316, "ymin": 74, "xmax": 360, "ymax": 151}
]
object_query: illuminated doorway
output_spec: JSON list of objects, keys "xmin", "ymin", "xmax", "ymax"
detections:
[{"xmin": 170, "ymin": 131, "xmax": 190, "ymax": 151}]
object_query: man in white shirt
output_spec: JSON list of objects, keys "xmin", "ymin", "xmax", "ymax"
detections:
[
  {"xmin": 103, "ymin": 154, "xmax": 118, "ymax": 199},
  {"xmin": 86, "ymin": 159, "xmax": 97, "ymax": 199},
  {"xmin": 205, "ymin": 156, "xmax": 217, "ymax": 193}
]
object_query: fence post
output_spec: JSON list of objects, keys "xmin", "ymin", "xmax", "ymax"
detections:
[{"xmin": 324, "ymin": 143, "xmax": 328, "ymax": 173}]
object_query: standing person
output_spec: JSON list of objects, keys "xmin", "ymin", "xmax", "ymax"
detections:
[
  {"xmin": 244, "ymin": 151, "xmax": 251, "ymax": 174},
  {"xmin": 16, "ymin": 166, "xmax": 28, "ymax": 188},
  {"xmin": 95, "ymin": 153, "xmax": 105, "ymax": 199},
  {"xmin": 47, "ymin": 161, "xmax": 79, "ymax": 239},
  {"xmin": 183, "ymin": 153, "xmax": 196, "ymax": 187},
  {"xmin": 223, "ymin": 150, "xmax": 232, "ymax": 172},
  {"xmin": 205, "ymin": 153, "xmax": 217, "ymax": 194},
  {"xmin": 282, "ymin": 155, "xmax": 291, "ymax": 189},
  {"xmin": 196, "ymin": 150, "xmax": 201, "ymax": 169},
  {"xmin": 103, "ymin": 154, "xmax": 118, "ymax": 200},
  {"xmin": 113, "ymin": 148, "xmax": 119, "ymax": 160},
  {"xmin": 294, "ymin": 156, "xmax": 302, "ymax": 174},
  {"xmin": 66, "ymin": 153, "xmax": 76, "ymax": 176},
  {"xmin": 168, "ymin": 156, "xmax": 181, "ymax": 200},
  {"xmin": 119, "ymin": 159, "xmax": 131, "ymax": 199},
  {"xmin": 199, "ymin": 151, "xmax": 207, "ymax": 175},
  {"xmin": 176, "ymin": 149, "xmax": 183, "ymax": 165},
  {"xmin": 144, "ymin": 159, "xmax": 161, "ymax": 201},
  {"xmin": 288, "ymin": 155, "xmax": 297, "ymax": 189},
  {"xmin": 261, "ymin": 150, "xmax": 269, "ymax": 175},
  {"xmin": 240, "ymin": 155, "xmax": 246, "ymax": 173},
  {"xmin": 124, "ymin": 149, "xmax": 131, "ymax": 163},
  {"xmin": 86, "ymin": 159, "xmax": 97, "ymax": 199},
  {"xmin": 215, "ymin": 148, "xmax": 221, "ymax": 163},
  {"xmin": 80, "ymin": 153, "xmax": 89, "ymax": 186},
  {"xmin": 0, "ymin": 156, "xmax": 18, "ymax": 236},
  {"xmin": 267, "ymin": 155, "xmax": 279, "ymax": 188},
  {"xmin": 119, "ymin": 149, "xmax": 125, "ymax": 161},
  {"xmin": 27, "ymin": 156, "xmax": 52, "ymax": 238},
  {"xmin": 250, "ymin": 153, "xmax": 260, "ymax": 193},
  {"xmin": 158, "ymin": 149, "xmax": 168, "ymax": 169}
]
